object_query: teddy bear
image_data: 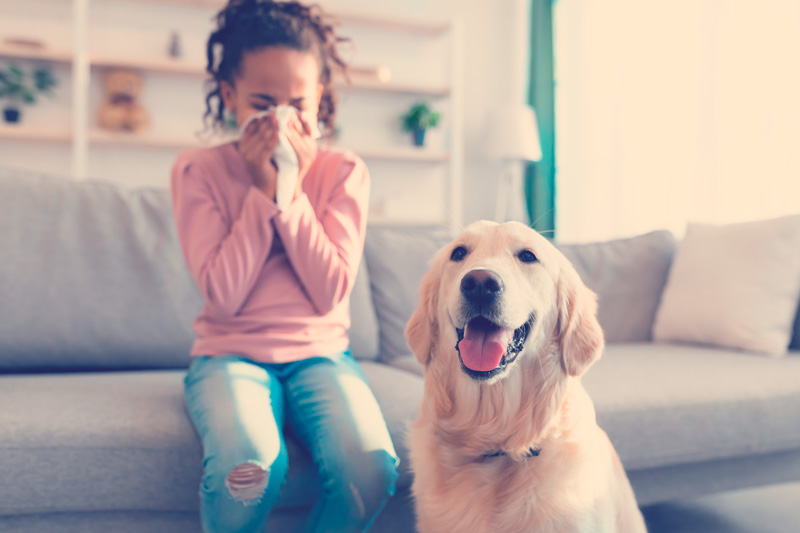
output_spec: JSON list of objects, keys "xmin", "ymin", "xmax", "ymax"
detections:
[{"xmin": 96, "ymin": 69, "xmax": 149, "ymax": 132}]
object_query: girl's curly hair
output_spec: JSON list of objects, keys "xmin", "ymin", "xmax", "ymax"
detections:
[{"xmin": 204, "ymin": 0, "xmax": 349, "ymax": 134}]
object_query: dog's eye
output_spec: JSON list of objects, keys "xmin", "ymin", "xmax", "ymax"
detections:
[
  {"xmin": 450, "ymin": 246, "xmax": 468, "ymax": 262},
  {"xmin": 518, "ymin": 250, "xmax": 538, "ymax": 263}
]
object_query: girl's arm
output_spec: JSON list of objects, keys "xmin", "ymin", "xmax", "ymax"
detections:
[
  {"xmin": 171, "ymin": 153, "xmax": 279, "ymax": 318},
  {"xmin": 272, "ymin": 153, "xmax": 369, "ymax": 315}
]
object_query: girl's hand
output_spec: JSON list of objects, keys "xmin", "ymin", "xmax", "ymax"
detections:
[
  {"xmin": 285, "ymin": 113, "xmax": 318, "ymax": 201},
  {"xmin": 238, "ymin": 112, "xmax": 279, "ymax": 200}
]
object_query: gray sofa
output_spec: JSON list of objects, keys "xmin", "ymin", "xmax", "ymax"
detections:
[{"xmin": 1, "ymin": 167, "xmax": 800, "ymax": 533}]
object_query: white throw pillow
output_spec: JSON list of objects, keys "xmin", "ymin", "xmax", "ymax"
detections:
[{"xmin": 653, "ymin": 214, "xmax": 800, "ymax": 356}]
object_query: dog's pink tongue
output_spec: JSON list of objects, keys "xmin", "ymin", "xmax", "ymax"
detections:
[{"xmin": 459, "ymin": 325, "xmax": 513, "ymax": 372}]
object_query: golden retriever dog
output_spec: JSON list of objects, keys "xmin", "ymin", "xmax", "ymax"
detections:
[{"xmin": 405, "ymin": 221, "xmax": 646, "ymax": 533}]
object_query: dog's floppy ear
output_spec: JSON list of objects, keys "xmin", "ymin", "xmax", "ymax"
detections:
[
  {"xmin": 405, "ymin": 264, "xmax": 441, "ymax": 366},
  {"xmin": 556, "ymin": 262, "xmax": 604, "ymax": 377}
]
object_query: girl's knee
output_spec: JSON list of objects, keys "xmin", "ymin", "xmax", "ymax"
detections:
[
  {"xmin": 364, "ymin": 450, "xmax": 399, "ymax": 498},
  {"xmin": 206, "ymin": 453, "xmax": 288, "ymax": 500},
  {"xmin": 329, "ymin": 450, "xmax": 399, "ymax": 518},
  {"xmin": 225, "ymin": 462, "xmax": 270, "ymax": 505},
  {"xmin": 200, "ymin": 451, "xmax": 289, "ymax": 531}
]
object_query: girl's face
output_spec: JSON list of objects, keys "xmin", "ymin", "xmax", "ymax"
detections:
[{"xmin": 221, "ymin": 46, "xmax": 324, "ymax": 129}]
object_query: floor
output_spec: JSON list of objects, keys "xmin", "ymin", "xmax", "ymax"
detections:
[{"xmin": 640, "ymin": 481, "xmax": 800, "ymax": 533}]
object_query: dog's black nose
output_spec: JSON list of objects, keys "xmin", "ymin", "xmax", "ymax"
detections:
[{"xmin": 461, "ymin": 269, "xmax": 504, "ymax": 306}]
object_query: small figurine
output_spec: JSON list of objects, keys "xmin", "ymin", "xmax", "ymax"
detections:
[
  {"xmin": 168, "ymin": 31, "xmax": 182, "ymax": 59},
  {"xmin": 96, "ymin": 69, "xmax": 149, "ymax": 133}
]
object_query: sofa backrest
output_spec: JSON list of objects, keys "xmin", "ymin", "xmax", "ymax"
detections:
[
  {"xmin": 557, "ymin": 230, "xmax": 678, "ymax": 343},
  {"xmin": 364, "ymin": 224, "xmax": 800, "ymax": 360},
  {"xmin": 363, "ymin": 224, "xmax": 455, "ymax": 367},
  {"xmin": 559, "ymin": 229, "xmax": 800, "ymax": 350},
  {"xmin": 3, "ymin": 167, "xmax": 795, "ymax": 373},
  {"xmin": 0, "ymin": 168, "xmax": 380, "ymax": 372},
  {"xmin": 0, "ymin": 170, "xmax": 200, "ymax": 371}
]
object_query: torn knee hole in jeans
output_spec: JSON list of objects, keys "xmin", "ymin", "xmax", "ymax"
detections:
[{"xmin": 225, "ymin": 462, "xmax": 268, "ymax": 505}]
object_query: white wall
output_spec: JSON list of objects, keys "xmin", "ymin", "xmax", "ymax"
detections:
[
  {"xmin": 0, "ymin": 0, "xmax": 528, "ymax": 225},
  {"xmin": 553, "ymin": 0, "xmax": 800, "ymax": 242}
]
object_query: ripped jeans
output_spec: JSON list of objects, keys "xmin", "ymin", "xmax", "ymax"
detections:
[{"xmin": 183, "ymin": 351, "xmax": 399, "ymax": 533}]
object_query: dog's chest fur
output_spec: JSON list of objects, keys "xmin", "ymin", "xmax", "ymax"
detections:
[
  {"xmin": 410, "ymin": 383, "xmax": 620, "ymax": 532},
  {"xmin": 412, "ymin": 427, "xmax": 617, "ymax": 532}
]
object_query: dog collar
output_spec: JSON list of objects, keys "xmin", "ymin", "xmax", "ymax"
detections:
[{"xmin": 482, "ymin": 447, "xmax": 541, "ymax": 459}]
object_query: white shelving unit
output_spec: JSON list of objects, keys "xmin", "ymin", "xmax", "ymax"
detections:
[{"xmin": 0, "ymin": 0, "xmax": 463, "ymax": 230}]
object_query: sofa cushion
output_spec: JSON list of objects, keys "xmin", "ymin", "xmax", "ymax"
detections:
[
  {"xmin": 0, "ymin": 361, "xmax": 422, "ymax": 516},
  {"xmin": 364, "ymin": 225, "xmax": 454, "ymax": 365},
  {"xmin": 583, "ymin": 343, "xmax": 800, "ymax": 470},
  {"xmin": 791, "ymin": 306, "xmax": 800, "ymax": 350},
  {"xmin": 653, "ymin": 215, "xmax": 800, "ymax": 356},
  {"xmin": 0, "ymin": 169, "xmax": 201, "ymax": 371},
  {"xmin": 557, "ymin": 230, "xmax": 677, "ymax": 343},
  {"xmin": 348, "ymin": 259, "xmax": 380, "ymax": 361}
]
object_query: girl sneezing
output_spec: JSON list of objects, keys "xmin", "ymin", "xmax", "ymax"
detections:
[{"xmin": 171, "ymin": 1, "xmax": 398, "ymax": 531}]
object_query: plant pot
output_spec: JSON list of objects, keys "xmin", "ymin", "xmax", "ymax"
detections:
[
  {"xmin": 412, "ymin": 128, "xmax": 426, "ymax": 147},
  {"xmin": 3, "ymin": 106, "xmax": 21, "ymax": 124}
]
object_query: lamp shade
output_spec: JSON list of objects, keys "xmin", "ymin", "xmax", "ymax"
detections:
[{"xmin": 482, "ymin": 104, "xmax": 542, "ymax": 161}]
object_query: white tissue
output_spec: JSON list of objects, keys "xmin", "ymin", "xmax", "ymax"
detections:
[
  {"xmin": 272, "ymin": 106, "xmax": 300, "ymax": 210},
  {"xmin": 239, "ymin": 106, "xmax": 320, "ymax": 210}
]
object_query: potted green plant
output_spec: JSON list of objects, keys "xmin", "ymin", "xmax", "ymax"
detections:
[
  {"xmin": 0, "ymin": 64, "xmax": 57, "ymax": 124},
  {"xmin": 402, "ymin": 101, "xmax": 441, "ymax": 147}
]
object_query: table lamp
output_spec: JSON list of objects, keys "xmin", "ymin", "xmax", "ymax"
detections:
[{"xmin": 483, "ymin": 104, "xmax": 542, "ymax": 222}]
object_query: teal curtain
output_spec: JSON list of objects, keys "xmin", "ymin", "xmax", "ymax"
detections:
[{"xmin": 525, "ymin": 0, "xmax": 556, "ymax": 237}]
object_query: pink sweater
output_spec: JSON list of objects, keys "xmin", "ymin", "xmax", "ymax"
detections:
[{"xmin": 170, "ymin": 142, "xmax": 369, "ymax": 363}]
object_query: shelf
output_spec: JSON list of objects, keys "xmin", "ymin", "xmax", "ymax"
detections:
[
  {"xmin": 337, "ymin": 78, "xmax": 450, "ymax": 97},
  {"xmin": 367, "ymin": 216, "xmax": 449, "ymax": 227},
  {"xmin": 91, "ymin": 56, "xmax": 206, "ymax": 77},
  {"xmin": 87, "ymin": 133, "xmax": 450, "ymax": 161},
  {"xmin": 1, "ymin": 126, "xmax": 450, "ymax": 163},
  {"xmin": 2, "ymin": 47, "xmax": 449, "ymax": 96},
  {"xmin": 354, "ymin": 147, "xmax": 449, "ymax": 162},
  {"xmin": 2, "ymin": 49, "xmax": 209, "ymax": 77},
  {"xmin": 88, "ymin": 129, "xmax": 222, "ymax": 149},
  {"xmin": 133, "ymin": 1, "xmax": 452, "ymax": 35},
  {"xmin": 87, "ymin": 132, "xmax": 450, "ymax": 162},
  {"xmin": 90, "ymin": 57, "xmax": 450, "ymax": 95},
  {"xmin": 0, "ymin": 124, "xmax": 71, "ymax": 144},
  {"xmin": 0, "ymin": 126, "xmax": 218, "ymax": 149},
  {"xmin": 0, "ymin": 45, "xmax": 72, "ymax": 65},
  {"xmin": 133, "ymin": 0, "xmax": 220, "ymax": 6}
]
